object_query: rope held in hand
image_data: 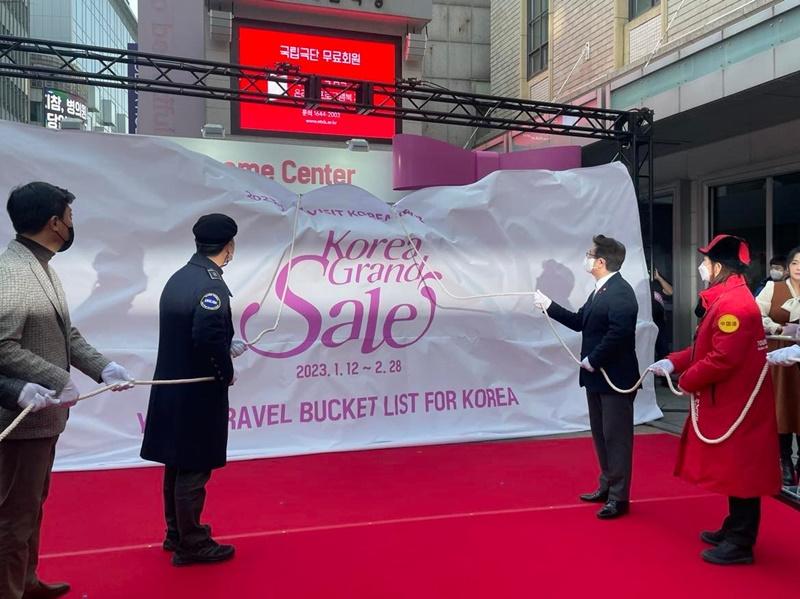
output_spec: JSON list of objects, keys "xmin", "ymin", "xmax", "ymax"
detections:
[
  {"xmin": 688, "ymin": 361, "xmax": 769, "ymax": 445},
  {"xmin": 0, "ymin": 378, "xmax": 214, "ymax": 443},
  {"xmin": 387, "ymin": 205, "xmax": 769, "ymax": 445},
  {"xmin": 385, "ymin": 204, "xmax": 682, "ymax": 397},
  {"xmin": 0, "ymin": 197, "xmax": 304, "ymax": 444}
]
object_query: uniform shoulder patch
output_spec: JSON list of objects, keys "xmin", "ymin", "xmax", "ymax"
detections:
[
  {"xmin": 207, "ymin": 269, "xmax": 222, "ymax": 280},
  {"xmin": 200, "ymin": 292, "xmax": 222, "ymax": 311},
  {"xmin": 717, "ymin": 314, "xmax": 740, "ymax": 333}
]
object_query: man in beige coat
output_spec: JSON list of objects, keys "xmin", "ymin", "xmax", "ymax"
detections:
[{"xmin": 0, "ymin": 182, "xmax": 134, "ymax": 599}]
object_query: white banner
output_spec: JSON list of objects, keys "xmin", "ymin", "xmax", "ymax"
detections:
[
  {"xmin": 0, "ymin": 121, "xmax": 661, "ymax": 471},
  {"xmin": 169, "ymin": 136, "xmax": 404, "ymax": 201}
]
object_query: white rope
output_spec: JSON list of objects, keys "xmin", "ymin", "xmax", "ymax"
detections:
[
  {"xmin": 642, "ymin": 0, "xmax": 688, "ymax": 71},
  {"xmin": 387, "ymin": 205, "xmax": 773, "ymax": 444},
  {"xmin": 0, "ymin": 404, "xmax": 34, "ymax": 443},
  {"xmin": 247, "ymin": 196, "xmax": 303, "ymax": 347},
  {"xmin": 386, "ymin": 204, "xmax": 679, "ymax": 396},
  {"xmin": 2, "ymin": 197, "xmax": 303, "ymax": 443},
  {"xmin": 0, "ymin": 377, "xmax": 215, "ymax": 442},
  {"xmin": 555, "ymin": 42, "xmax": 590, "ymax": 101},
  {"xmin": 689, "ymin": 361, "xmax": 769, "ymax": 445}
]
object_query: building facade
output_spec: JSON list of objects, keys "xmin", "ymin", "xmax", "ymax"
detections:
[
  {"xmin": 487, "ymin": 0, "xmax": 800, "ymax": 500},
  {"xmin": 137, "ymin": 0, "xmax": 489, "ymax": 148},
  {"xmin": 29, "ymin": 0, "xmax": 136, "ymax": 132},
  {"xmin": 487, "ymin": 1, "xmax": 800, "ymax": 343},
  {"xmin": 0, "ymin": 0, "xmax": 30, "ymax": 123}
]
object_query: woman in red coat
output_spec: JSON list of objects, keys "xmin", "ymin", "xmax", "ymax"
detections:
[{"xmin": 649, "ymin": 234, "xmax": 780, "ymax": 566}]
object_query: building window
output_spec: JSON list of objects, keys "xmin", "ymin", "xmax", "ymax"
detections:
[
  {"xmin": 710, "ymin": 173, "xmax": 800, "ymax": 295},
  {"xmin": 773, "ymin": 173, "xmax": 800, "ymax": 260},
  {"xmin": 710, "ymin": 179, "xmax": 767, "ymax": 289},
  {"xmin": 527, "ymin": 0, "xmax": 549, "ymax": 78},
  {"xmin": 630, "ymin": 0, "xmax": 660, "ymax": 20}
]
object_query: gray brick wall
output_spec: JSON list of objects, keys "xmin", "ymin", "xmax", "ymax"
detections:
[
  {"xmin": 551, "ymin": 0, "xmax": 616, "ymax": 102},
  {"xmin": 665, "ymin": 0, "xmax": 776, "ymax": 45},
  {"xmin": 423, "ymin": 0, "xmax": 492, "ymax": 146},
  {"xmin": 490, "ymin": 0, "xmax": 523, "ymax": 100}
]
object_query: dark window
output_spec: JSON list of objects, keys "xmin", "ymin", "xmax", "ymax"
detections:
[
  {"xmin": 711, "ymin": 179, "xmax": 767, "ymax": 289},
  {"xmin": 527, "ymin": 0, "xmax": 549, "ymax": 78},
  {"xmin": 773, "ymin": 173, "xmax": 800, "ymax": 258},
  {"xmin": 630, "ymin": 0, "xmax": 660, "ymax": 20}
]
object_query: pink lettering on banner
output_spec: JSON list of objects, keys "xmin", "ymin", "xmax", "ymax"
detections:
[
  {"xmin": 225, "ymin": 160, "xmax": 355, "ymax": 187},
  {"xmin": 462, "ymin": 387, "xmax": 520, "ymax": 409},
  {"xmin": 228, "ymin": 404, "xmax": 293, "ymax": 430},
  {"xmin": 299, "ymin": 396, "xmax": 379, "ymax": 422},
  {"xmin": 424, "ymin": 390, "xmax": 458, "ymax": 412},
  {"xmin": 136, "ymin": 387, "xmax": 518, "ymax": 435},
  {"xmin": 240, "ymin": 230, "xmax": 441, "ymax": 359}
]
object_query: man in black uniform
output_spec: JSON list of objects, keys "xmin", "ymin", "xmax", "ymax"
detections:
[
  {"xmin": 533, "ymin": 235, "xmax": 639, "ymax": 519},
  {"xmin": 141, "ymin": 214, "xmax": 247, "ymax": 566}
]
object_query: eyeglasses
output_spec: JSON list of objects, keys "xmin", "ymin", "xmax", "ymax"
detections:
[{"xmin": 585, "ymin": 252, "xmax": 596, "ymax": 258}]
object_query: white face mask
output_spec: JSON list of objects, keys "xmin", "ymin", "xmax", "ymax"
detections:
[
  {"xmin": 770, "ymin": 269, "xmax": 784, "ymax": 281},
  {"xmin": 583, "ymin": 256, "xmax": 596, "ymax": 273},
  {"xmin": 222, "ymin": 248, "xmax": 234, "ymax": 268},
  {"xmin": 698, "ymin": 262, "xmax": 711, "ymax": 283}
]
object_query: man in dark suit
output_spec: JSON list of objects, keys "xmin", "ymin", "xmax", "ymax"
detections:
[
  {"xmin": 141, "ymin": 213, "xmax": 247, "ymax": 566},
  {"xmin": 534, "ymin": 234, "xmax": 639, "ymax": 519}
]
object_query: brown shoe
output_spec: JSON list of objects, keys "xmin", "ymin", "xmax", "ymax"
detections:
[{"xmin": 22, "ymin": 581, "xmax": 71, "ymax": 599}]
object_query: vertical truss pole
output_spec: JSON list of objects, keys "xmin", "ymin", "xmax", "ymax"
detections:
[{"xmin": 620, "ymin": 109, "xmax": 655, "ymax": 276}]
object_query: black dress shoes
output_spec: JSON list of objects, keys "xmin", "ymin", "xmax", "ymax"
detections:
[
  {"xmin": 22, "ymin": 581, "xmax": 71, "ymax": 599},
  {"xmin": 163, "ymin": 524, "xmax": 213, "ymax": 552},
  {"xmin": 700, "ymin": 529, "xmax": 725, "ymax": 546},
  {"xmin": 579, "ymin": 489, "xmax": 609, "ymax": 503},
  {"xmin": 172, "ymin": 539, "xmax": 235, "ymax": 566},
  {"xmin": 596, "ymin": 499, "xmax": 629, "ymax": 519},
  {"xmin": 781, "ymin": 459, "xmax": 797, "ymax": 486},
  {"xmin": 701, "ymin": 541, "xmax": 754, "ymax": 565}
]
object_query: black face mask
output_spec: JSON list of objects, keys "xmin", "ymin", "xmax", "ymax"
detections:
[
  {"xmin": 56, "ymin": 222, "xmax": 75, "ymax": 253},
  {"xmin": 694, "ymin": 297, "xmax": 706, "ymax": 319}
]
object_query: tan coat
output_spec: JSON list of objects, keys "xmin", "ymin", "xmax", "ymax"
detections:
[
  {"xmin": 0, "ymin": 240, "xmax": 108, "ymax": 439},
  {"xmin": 756, "ymin": 279, "xmax": 800, "ymax": 433}
]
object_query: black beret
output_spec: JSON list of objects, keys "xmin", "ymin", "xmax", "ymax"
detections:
[{"xmin": 193, "ymin": 213, "xmax": 238, "ymax": 245}]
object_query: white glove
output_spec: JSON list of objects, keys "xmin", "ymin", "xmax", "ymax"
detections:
[
  {"xmin": 17, "ymin": 383, "xmax": 58, "ymax": 412},
  {"xmin": 533, "ymin": 290, "xmax": 552, "ymax": 312},
  {"xmin": 767, "ymin": 345, "xmax": 800, "ymax": 367},
  {"xmin": 580, "ymin": 357, "xmax": 595, "ymax": 372},
  {"xmin": 57, "ymin": 379, "xmax": 81, "ymax": 408},
  {"xmin": 648, "ymin": 359, "xmax": 675, "ymax": 377},
  {"xmin": 230, "ymin": 339, "xmax": 248, "ymax": 358},
  {"xmin": 101, "ymin": 361, "xmax": 135, "ymax": 391}
]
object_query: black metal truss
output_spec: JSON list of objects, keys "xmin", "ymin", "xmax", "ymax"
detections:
[{"xmin": 0, "ymin": 34, "xmax": 655, "ymax": 263}]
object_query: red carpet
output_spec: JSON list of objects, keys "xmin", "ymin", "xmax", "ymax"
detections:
[{"xmin": 39, "ymin": 434, "xmax": 798, "ymax": 598}]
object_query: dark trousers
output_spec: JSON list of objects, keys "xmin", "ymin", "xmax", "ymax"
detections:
[
  {"xmin": 163, "ymin": 467, "xmax": 212, "ymax": 552},
  {"xmin": 586, "ymin": 391, "xmax": 635, "ymax": 501},
  {"xmin": 722, "ymin": 497, "xmax": 761, "ymax": 548},
  {"xmin": 0, "ymin": 436, "xmax": 58, "ymax": 599}
]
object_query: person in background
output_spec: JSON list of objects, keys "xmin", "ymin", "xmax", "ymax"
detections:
[
  {"xmin": 534, "ymin": 235, "xmax": 640, "ymax": 520},
  {"xmin": 754, "ymin": 256, "xmax": 786, "ymax": 296},
  {"xmin": 651, "ymin": 268, "xmax": 673, "ymax": 360},
  {"xmin": 756, "ymin": 247, "xmax": 800, "ymax": 486},
  {"xmin": 650, "ymin": 234, "xmax": 780, "ymax": 566}
]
